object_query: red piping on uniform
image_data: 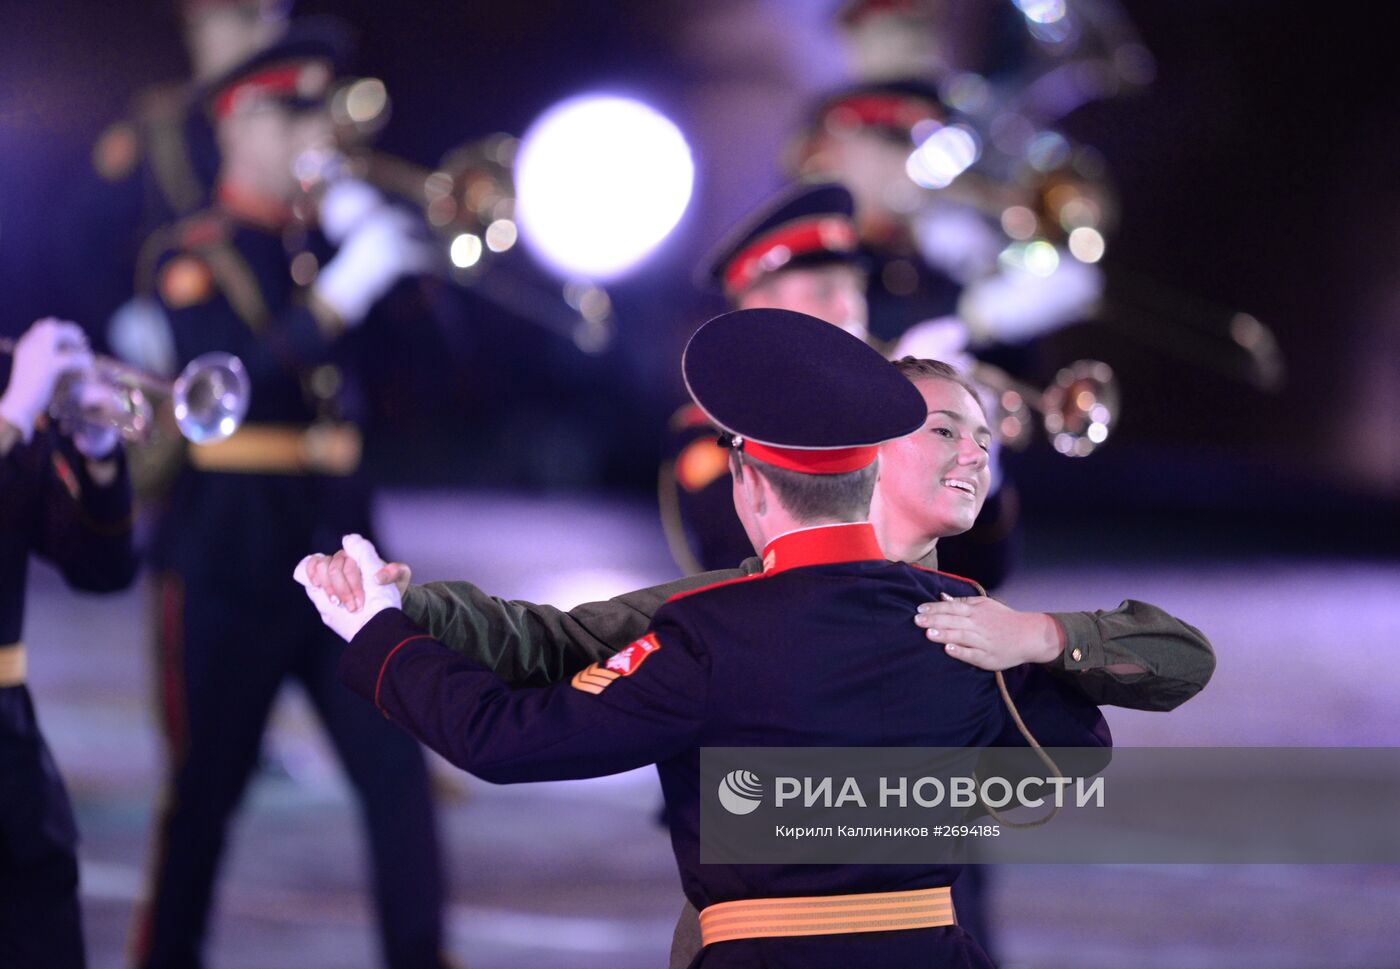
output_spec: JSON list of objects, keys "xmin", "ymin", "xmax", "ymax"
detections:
[
  {"xmin": 908, "ymin": 561, "xmax": 986, "ymax": 597},
  {"xmin": 158, "ymin": 574, "xmax": 189, "ymax": 762},
  {"xmin": 666, "ymin": 571, "xmax": 771, "ymax": 604},
  {"xmin": 374, "ymin": 635, "xmax": 434, "ymax": 710}
]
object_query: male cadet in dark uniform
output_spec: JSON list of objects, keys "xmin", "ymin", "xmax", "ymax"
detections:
[
  {"xmin": 307, "ymin": 357, "xmax": 1211, "ymax": 965},
  {"xmin": 1, "ymin": 318, "xmax": 137, "ymax": 968},
  {"xmin": 129, "ymin": 24, "xmax": 453, "ymax": 969},
  {"xmin": 299, "ymin": 308, "xmax": 1108, "ymax": 967},
  {"xmin": 662, "ymin": 181, "xmax": 1020, "ymax": 589}
]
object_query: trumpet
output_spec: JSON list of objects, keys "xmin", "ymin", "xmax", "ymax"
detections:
[
  {"xmin": 973, "ymin": 359, "xmax": 1118, "ymax": 457},
  {"xmin": 0, "ymin": 341, "xmax": 250, "ymax": 446},
  {"xmin": 297, "ymin": 79, "xmax": 617, "ymax": 354}
]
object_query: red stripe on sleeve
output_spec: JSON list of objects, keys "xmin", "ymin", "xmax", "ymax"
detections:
[{"xmin": 374, "ymin": 635, "xmax": 435, "ymax": 712}]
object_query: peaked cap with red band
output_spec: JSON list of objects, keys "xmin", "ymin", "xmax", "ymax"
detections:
[
  {"xmin": 201, "ymin": 16, "xmax": 352, "ymax": 118},
  {"xmin": 800, "ymin": 79, "xmax": 949, "ymax": 145},
  {"xmin": 698, "ymin": 182, "xmax": 863, "ymax": 297},
  {"xmin": 681, "ymin": 308, "xmax": 924, "ymax": 474}
]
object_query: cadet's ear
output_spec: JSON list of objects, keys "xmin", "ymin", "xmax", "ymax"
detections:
[
  {"xmin": 734, "ymin": 455, "xmax": 767, "ymax": 517},
  {"xmin": 748, "ymin": 462, "xmax": 770, "ymax": 517}
]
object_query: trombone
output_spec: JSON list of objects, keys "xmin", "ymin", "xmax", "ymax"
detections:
[{"xmin": 0, "ymin": 340, "xmax": 250, "ymax": 446}]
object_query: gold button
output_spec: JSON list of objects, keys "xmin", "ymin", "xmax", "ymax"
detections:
[{"xmin": 1070, "ymin": 647, "xmax": 1084, "ymax": 663}]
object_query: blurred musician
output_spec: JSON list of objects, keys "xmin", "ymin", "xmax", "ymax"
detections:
[
  {"xmin": 1, "ymin": 318, "xmax": 136, "ymax": 969},
  {"xmin": 126, "ymin": 22, "xmax": 455, "ymax": 969},
  {"xmin": 661, "ymin": 181, "xmax": 1020, "ymax": 589}
]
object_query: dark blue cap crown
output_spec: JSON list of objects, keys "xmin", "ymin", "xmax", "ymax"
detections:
[{"xmin": 682, "ymin": 309, "xmax": 925, "ymax": 471}]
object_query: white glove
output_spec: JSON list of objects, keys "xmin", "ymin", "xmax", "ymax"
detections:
[
  {"xmin": 958, "ymin": 256, "xmax": 1104, "ymax": 345},
  {"xmin": 294, "ymin": 534, "xmax": 401, "ymax": 642},
  {"xmin": 889, "ymin": 316, "xmax": 975, "ymax": 373},
  {"xmin": 912, "ymin": 203, "xmax": 1003, "ymax": 285},
  {"xmin": 311, "ymin": 206, "xmax": 440, "ymax": 327},
  {"xmin": 1, "ymin": 318, "xmax": 93, "ymax": 442},
  {"xmin": 317, "ymin": 177, "xmax": 386, "ymax": 246}
]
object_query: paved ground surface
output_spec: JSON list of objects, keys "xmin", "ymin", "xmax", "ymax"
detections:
[{"xmin": 20, "ymin": 490, "xmax": 1400, "ymax": 968}]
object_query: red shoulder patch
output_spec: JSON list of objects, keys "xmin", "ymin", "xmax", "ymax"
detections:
[
  {"xmin": 605, "ymin": 632, "xmax": 663, "ymax": 675},
  {"xmin": 570, "ymin": 632, "xmax": 665, "ymax": 696}
]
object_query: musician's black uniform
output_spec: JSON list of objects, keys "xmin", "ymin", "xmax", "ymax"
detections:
[
  {"xmin": 1, "ymin": 414, "xmax": 135, "ymax": 969},
  {"xmin": 130, "ymin": 27, "xmax": 449, "ymax": 965}
]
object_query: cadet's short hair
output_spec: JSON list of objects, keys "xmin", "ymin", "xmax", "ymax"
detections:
[{"xmin": 734, "ymin": 453, "xmax": 879, "ymax": 524}]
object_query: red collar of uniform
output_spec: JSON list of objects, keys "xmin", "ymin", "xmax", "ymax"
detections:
[
  {"xmin": 723, "ymin": 215, "xmax": 859, "ymax": 297},
  {"xmin": 216, "ymin": 182, "xmax": 293, "ymax": 229},
  {"xmin": 760, "ymin": 522, "xmax": 884, "ymax": 574}
]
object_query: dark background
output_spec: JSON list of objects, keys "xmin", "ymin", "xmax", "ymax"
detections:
[{"xmin": 2, "ymin": 0, "xmax": 1397, "ymax": 554}]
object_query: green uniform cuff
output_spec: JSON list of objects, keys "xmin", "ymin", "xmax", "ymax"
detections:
[
  {"xmin": 401, "ymin": 585, "xmax": 429, "ymax": 626},
  {"xmin": 1047, "ymin": 611, "xmax": 1105, "ymax": 670}
]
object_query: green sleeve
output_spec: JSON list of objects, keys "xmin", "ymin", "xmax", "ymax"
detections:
[
  {"xmin": 400, "ymin": 561, "xmax": 756, "ymax": 688},
  {"xmin": 1047, "ymin": 600, "xmax": 1216, "ymax": 712}
]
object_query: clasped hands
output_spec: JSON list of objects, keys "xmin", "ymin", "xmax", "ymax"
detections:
[{"xmin": 293, "ymin": 534, "xmax": 410, "ymax": 641}]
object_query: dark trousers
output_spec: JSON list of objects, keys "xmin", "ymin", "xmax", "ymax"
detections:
[
  {"xmin": 0, "ymin": 687, "xmax": 85, "ymax": 969},
  {"xmin": 694, "ymin": 924, "xmax": 995, "ymax": 968},
  {"xmin": 133, "ymin": 572, "xmax": 445, "ymax": 969}
]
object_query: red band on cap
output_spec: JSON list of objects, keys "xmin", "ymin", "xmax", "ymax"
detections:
[
  {"xmin": 744, "ymin": 440, "xmax": 878, "ymax": 474},
  {"xmin": 821, "ymin": 93, "xmax": 940, "ymax": 135},
  {"xmin": 839, "ymin": 0, "xmax": 932, "ymax": 27},
  {"xmin": 213, "ymin": 62, "xmax": 325, "ymax": 118},
  {"xmin": 723, "ymin": 216, "xmax": 858, "ymax": 296}
]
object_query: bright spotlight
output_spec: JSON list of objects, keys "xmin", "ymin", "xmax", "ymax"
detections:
[{"xmin": 516, "ymin": 94, "xmax": 694, "ymax": 281}]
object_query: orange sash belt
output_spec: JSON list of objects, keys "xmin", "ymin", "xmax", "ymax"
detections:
[
  {"xmin": 187, "ymin": 423, "xmax": 361, "ymax": 476},
  {"xmin": 699, "ymin": 885, "xmax": 955, "ymax": 947}
]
